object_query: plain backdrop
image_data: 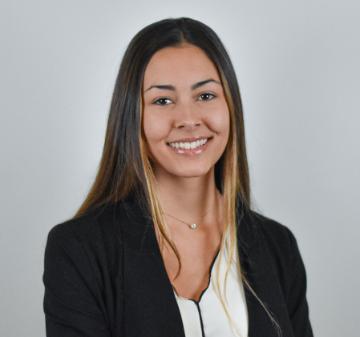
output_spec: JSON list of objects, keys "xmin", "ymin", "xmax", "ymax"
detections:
[{"xmin": 1, "ymin": 1, "xmax": 359, "ymax": 336}]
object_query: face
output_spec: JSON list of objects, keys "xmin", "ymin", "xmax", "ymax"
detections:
[{"xmin": 141, "ymin": 43, "xmax": 230, "ymax": 180}]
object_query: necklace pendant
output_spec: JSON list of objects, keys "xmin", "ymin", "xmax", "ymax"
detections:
[{"xmin": 190, "ymin": 223, "xmax": 198, "ymax": 230}]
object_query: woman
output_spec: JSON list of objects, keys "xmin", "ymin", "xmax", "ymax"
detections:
[{"xmin": 42, "ymin": 17, "xmax": 314, "ymax": 337}]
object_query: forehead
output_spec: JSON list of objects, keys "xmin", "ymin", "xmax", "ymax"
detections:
[{"xmin": 143, "ymin": 44, "xmax": 220, "ymax": 88}]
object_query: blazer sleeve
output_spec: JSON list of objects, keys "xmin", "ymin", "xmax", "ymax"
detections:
[
  {"xmin": 285, "ymin": 228, "xmax": 314, "ymax": 337},
  {"xmin": 42, "ymin": 224, "xmax": 110, "ymax": 337}
]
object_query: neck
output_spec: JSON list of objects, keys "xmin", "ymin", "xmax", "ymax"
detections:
[{"xmin": 153, "ymin": 168, "xmax": 223, "ymax": 228}]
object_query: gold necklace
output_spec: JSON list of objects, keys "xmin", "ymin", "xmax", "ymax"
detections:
[
  {"xmin": 163, "ymin": 212, "xmax": 201, "ymax": 230},
  {"xmin": 162, "ymin": 193, "xmax": 221, "ymax": 230}
]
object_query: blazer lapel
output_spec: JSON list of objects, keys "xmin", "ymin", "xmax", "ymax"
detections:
[{"xmin": 117, "ymin": 197, "xmax": 186, "ymax": 337}]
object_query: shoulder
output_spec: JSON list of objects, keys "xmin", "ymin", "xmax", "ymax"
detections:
[
  {"xmin": 245, "ymin": 209, "xmax": 299, "ymax": 256},
  {"xmin": 243, "ymin": 209, "xmax": 305, "ymax": 281},
  {"xmin": 45, "ymin": 201, "xmax": 129, "ymax": 251},
  {"xmin": 244, "ymin": 209, "xmax": 309, "ymax": 295},
  {"xmin": 43, "ymin": 201, "xmax": 132, "ymax": 291}
]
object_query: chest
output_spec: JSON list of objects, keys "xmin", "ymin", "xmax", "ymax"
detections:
[
  {"xmin": 161, "ymin": 243, "xmax": 220, "ymax": 301},
  {"xmin": 106, "ymin": 239, "xmax": 295, "ymax": 337},
  {"xmin": 157, "ymin": 224, "xmax": 222, "ymax": 302}
]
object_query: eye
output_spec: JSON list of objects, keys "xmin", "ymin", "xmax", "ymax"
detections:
[
  {"xmin": 198, "ymin": 92, "xmax": 216, "ymax": 101},
  {"xmin": 152, "ymin": 97, "xmax": 172, "ymax": 106}
]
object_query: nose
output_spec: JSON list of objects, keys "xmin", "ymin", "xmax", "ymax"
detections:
[{"xmin": 174, "ymin": 100, "xmax": 202, "ymax": 129}]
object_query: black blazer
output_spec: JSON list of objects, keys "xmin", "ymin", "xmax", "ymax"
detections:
[{"xmin": 42, "ymin": 195, "xmax": 314, "ymax": 337}]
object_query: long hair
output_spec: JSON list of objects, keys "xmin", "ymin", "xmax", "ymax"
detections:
[{"xmin": 73, "ymin": 17, "xmax": 281, "ymax": 337}]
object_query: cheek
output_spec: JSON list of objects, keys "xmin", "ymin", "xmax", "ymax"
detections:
[
  {"xmin": 143, "ymin": 112, "xmax": 171, "ymax": 143},
  {"xmin": 207, "ymin": 103, "xmax": 230, "ymax": 135}
]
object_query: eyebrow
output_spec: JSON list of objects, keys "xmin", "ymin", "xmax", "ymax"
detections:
[{"xmin": 144, "ymin": 78, "xmax": 221, "ymax": 93}]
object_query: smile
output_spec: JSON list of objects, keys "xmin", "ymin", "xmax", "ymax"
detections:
[{"xmin": 166, "ymin": 137, "xmax": 212, "ymax": 155}]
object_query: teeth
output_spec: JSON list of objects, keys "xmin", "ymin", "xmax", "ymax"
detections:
[{"xmin": 169, "ymin": 138, "xmax": 208, "ymax": 150}]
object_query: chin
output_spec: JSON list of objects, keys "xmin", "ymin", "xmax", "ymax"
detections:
[
  {"xmin": 170, "ymin": 165, "xmax": 213, "ymax": 178},
  {"xmin": 151, "ymin": 155, "xmax": 215, "ymax": 178}
]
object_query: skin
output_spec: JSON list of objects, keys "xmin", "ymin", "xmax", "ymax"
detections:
[{"xmin": 142, "ymin": 42, "xmax": 230, "ymax": 301}]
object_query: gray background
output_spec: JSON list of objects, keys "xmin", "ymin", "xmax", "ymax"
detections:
[{"xmin": 1, "ymin": 1, "xmax": 359, "ymax": 336}]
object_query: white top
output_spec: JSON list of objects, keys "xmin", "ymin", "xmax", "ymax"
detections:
[{"xmin": 173, "ymin": 228, "xmax": 249, "ymax": 337}]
